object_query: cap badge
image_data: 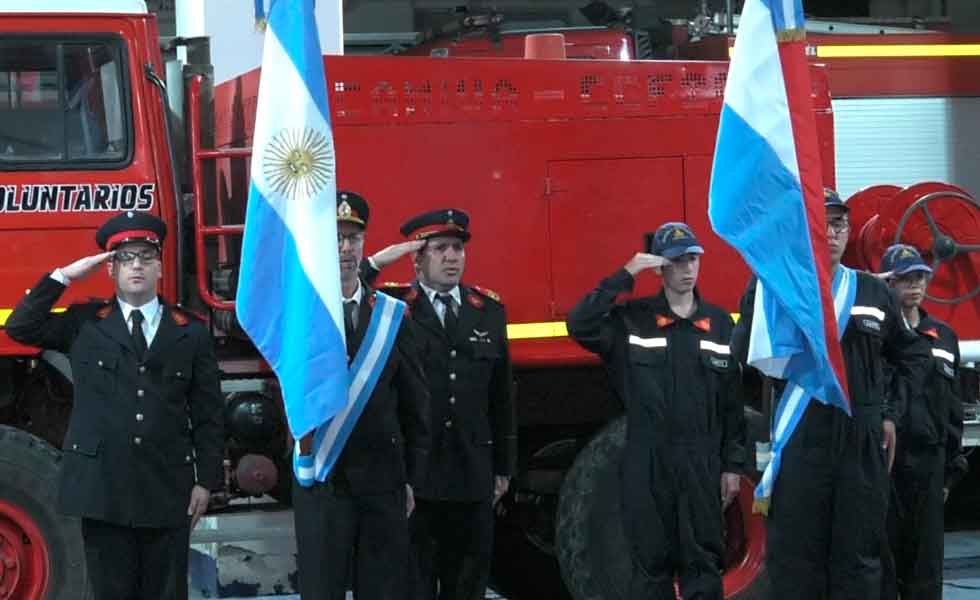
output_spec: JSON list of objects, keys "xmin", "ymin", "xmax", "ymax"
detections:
[
  {"xmin": 671, "ymin": 227, "xmax": 686, "ymax": 240},
  {"xmin": 899, "ymin": 247, "xmax": 915, "ymax": 259},
  {"xmin": 338, "ymin": 200, "xmax": 353, "ymax": 218}
]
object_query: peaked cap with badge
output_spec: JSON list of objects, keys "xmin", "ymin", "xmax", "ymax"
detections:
[
  {"xmin": 400, "ymin": 208, "xmax": 471, "ymax": 242},
  {"xmin": 647, "ymin": 221, "xmax": 704, "ymax": 260},
  {"xmin": 95, "ymin": 211, "xmax": 168, "ymax": 251},
  {"xmin": 337, "ymin": 190, "xmax": 370, "ymax": 229}
]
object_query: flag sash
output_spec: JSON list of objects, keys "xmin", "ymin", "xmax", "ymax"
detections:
[
  {"xmin": 753, "ymin": 266, "xmax": 857, "ymax": 512},
  {"xmin": 294, "ymin": 291, "xmax": 405, "ymax": 487}
]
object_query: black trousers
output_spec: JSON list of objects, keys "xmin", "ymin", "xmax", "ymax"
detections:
[
  {"xmin": 767, "ymin": 403, "xmax": 889, "ymax": 600},
  {"xmin": 81, "ymin": 518, "xmax": 190, "ymax": 600},
  {"xmin": 409, "ymin": 498, "xmax": 494, "ymax": 600},
  {"xmin": 881, "ymin": 446, "xmax": 945, "ymax": 600},
  {"xmin": 293, "ymin": 477, "xmax": 408, "ymax": 600},
  {"xmin": 623, "ymin": 444, "xmax": 724, "ymax": 600}
]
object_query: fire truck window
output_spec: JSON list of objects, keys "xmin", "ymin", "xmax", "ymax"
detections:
[{"xmin": 0, "ymin": 38, "xmax": 128, "ymax": 168}]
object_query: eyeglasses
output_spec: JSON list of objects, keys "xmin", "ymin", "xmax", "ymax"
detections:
[
  {"xmin": 114, "ymin": 248, "xmax": 160, "ymax": 263},
  {"xmin": 826, "ymin": 219, "xmax": 850, "ymax": 235},
  {"xmin": 337, "ymin": 232, "xmax": 365, "ymax": 246}
]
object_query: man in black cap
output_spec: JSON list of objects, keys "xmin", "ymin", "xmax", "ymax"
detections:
[
  {"xmin": 360, "ymin": 208, "xmax": 515, "ymax": 600},
  {"xmin": 6, "ymin": 210, "xmax": 223, "ymax": 599},
  {"xmin": 566, "ymin": 222, "xmax": 745, "ymax": 600},
  {"xmin": 732, "ymin": 189, "xmax": 930, "ymax": 600},
  {"xmin": 878, "ymin": 244, "xmax": 966, "ymax": 600},
  {"xmin": 291, "ymin": 191, "xmax": 431, "ymax": 600}
]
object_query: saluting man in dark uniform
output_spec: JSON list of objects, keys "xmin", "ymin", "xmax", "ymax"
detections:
[
  {"xmin": 732, "ymin": 190, "xmax": 930, "ymax": 600},
  {"xmin": 878, "ymin": 244, "xmax": 967, "ymax": 600},
  {"xmin": 566, "ymin": 222, "xmax": 746, "ymax": 600},
  {"xmin": 361, "ymin": 209, "xmax": 516, "ymax": 600},
  {"xmin": 6, "ymin": 211, "xmax": 224, "ymax": 600},
  {"xmin": 292, "ymin": 191, "xmax": 431, "ymax": 600}
]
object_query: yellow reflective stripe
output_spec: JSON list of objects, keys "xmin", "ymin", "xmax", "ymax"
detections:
[
  {"xmin": 504, "ymin": 314, "xmax": 740, "ymax": 340},
  {"xmin": 728, "ymin": 44, "xmax": 980, "ymax": 59},
  {"xmin": 0, "ymin": 307, "xmax": 67, "ymax": 327},
  {"xmin": 506, "ymin": 321, "xmax": 568, "ymax": 340},
  {"xmin": 817, "ymin": 44, "xmax": 980, "ymax": 58}
]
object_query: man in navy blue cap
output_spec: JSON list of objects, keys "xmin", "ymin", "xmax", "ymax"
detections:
[
  {"xmin": 879, "ymin": 244, "xmax": 966, "ymax": 600},
  {"xmin": 732, "ymin": 188, "xmax": 930, "ymax": 600},
  {"xmin": 359, "ymin": 208, "xmax": 516, "ymax": 600},
  {"xmin": 567, "ymin": 221, "xmax": 745, "ymax": 600},
  {"xmin": 6, "ymin": 210, "xmax": 223, "ymax": 600}
]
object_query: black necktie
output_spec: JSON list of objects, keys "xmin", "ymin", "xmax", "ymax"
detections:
[
  {"xmin": 344, "ymin": 301, "xmax": 357, "ymax": 341},
  {"xmin": 437, "ymin": 293, "xmax": 458, "ymax": 334},
  {"xmin": 131, "ymin": 310, "xmax": 148, "ymax": 358}
]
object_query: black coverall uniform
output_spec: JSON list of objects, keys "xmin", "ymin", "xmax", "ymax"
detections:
[
  {"xmin": 568, "ymin": 269, "xmax": 746, "ymax": 600},
  {"xmin": 882, "ymin": 311, "xmax": 965, "ymax": 600},
  {"xmin": 732, "ymin": 274, "xmax": 929, "ymax": 600}
]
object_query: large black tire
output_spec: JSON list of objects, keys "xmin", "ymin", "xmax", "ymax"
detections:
[
  {"xmin": 555, "ymin": 415, "xmax": 769, "ymax": 600},
  {"xmin": 0, "ymin": 425, "xmax": 89, "ymax": 599}
]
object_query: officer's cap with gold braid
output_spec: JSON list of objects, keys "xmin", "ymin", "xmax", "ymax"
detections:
[
  {"xmin": 400, "ymin": 208, "xmax": 471, "ymax": 242},
  {"xmin": 95, "ymin": 211, "xmax": 167, "ymax": 251},
  {"xmin": 337, "ymin": 191, "xmax": 370, "ymax": 229}
]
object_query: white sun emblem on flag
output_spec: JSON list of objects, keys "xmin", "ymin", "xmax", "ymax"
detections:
[{"xmin": 263, "ymin": 128, "xmax": 334, "ymax": 201}]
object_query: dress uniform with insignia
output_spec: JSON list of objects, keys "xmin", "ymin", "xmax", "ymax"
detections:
[
  {"xmin": 732, "ymin": 191, "xmax": 930, "ymax": 600},
  {"xmin": 567, "ymin": 222, "xmax": 746, "ymax": 600},
  {"xmin": 362, "ymin": 208, "xmax": 516, "ymax": 600},
  {"xmin": 6, "ymin": 211, "xmax": 224, "ymax": 600},
  {"xmin": 291, "ymin": 191, "xmax": 431, "ymax": 600},
  {"xmin": 878, "ymin": 244, "xmax": 967, "ymax": 600}
]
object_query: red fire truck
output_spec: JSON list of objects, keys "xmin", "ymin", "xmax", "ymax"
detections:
[{"xmin": 0, "ymin": 1, "xmax": 978, "ymax": 599}]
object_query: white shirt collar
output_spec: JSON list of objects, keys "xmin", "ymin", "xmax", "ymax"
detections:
[
  {"xmin": 344, "ymin": 280, "xmax": 364, "ymax": 305},
  {"xmin": 117, "ymin": 296, "xmax": 160, "ymax": 324},
  {"xmin": 418, "ymin": 281, "xmax": 461, "ymax": 306}
]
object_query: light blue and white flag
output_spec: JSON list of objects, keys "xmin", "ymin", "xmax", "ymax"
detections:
[{"xmin": 236, "ymin": 0, "xmax": 347, "ymax": 441}]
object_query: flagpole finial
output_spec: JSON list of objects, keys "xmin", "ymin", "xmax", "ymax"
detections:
[{"xmin": 254, "ymin": 0, "xmax": 268, "ymax": 32}]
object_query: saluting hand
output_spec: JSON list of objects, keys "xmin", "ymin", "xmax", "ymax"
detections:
[
  {"xmin": 59, "ymin": 251, "xmax": 114, "ymax": 283},
  {"xmin": 371, "ymin": 240, "xmax": 426, "ymax": 270},
  {"xmin": 187, "ymin": 485, "xmax": 210, "ymax": 529},
  {"xmin": 624, "ymin": 253, "xmax": 668, "ymax": 277}
]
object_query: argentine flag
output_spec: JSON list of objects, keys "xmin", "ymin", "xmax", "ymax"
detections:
[
  {"xmin": 237, "ymin": 0, "xmax": 348, "ymax": 440},
  {"xmin": 707, "ymin": 0, "xmax": 851, "ymax": 513}
]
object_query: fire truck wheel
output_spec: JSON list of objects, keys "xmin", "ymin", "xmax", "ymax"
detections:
[
  {"xmin": 555, "ymin": 415, "xmax": 769, "ymax": 600},
  {"xmin": 0, "ymin": 425, "xmax": 89, "ymax": 600}
]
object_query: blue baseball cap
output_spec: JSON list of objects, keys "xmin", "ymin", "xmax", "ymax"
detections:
[
  {"xmin": 824, "ymin": 188, "xmax": 849, "ymax": 212},
  {"xmin": 880, "ymin": 244, "xmax": 933, "ymax": 277},
  {"xmin": 648, "ymin": 222, "xmax": 704, "ymax": 259}
]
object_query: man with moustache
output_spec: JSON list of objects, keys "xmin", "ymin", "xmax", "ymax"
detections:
[
  {"xmin": 566, "ymin": 222, "xmax": 746, "ymax": 600},
  {"xmin": 732, "ymin": 189, "xmax": 930, "ymax": 600},
  {"xmin": 361, "ymin": 209, "xmax": 515, "ymax": 600},
  {"xmin": 291, "ymin": 191, "xmax": 431, "ymax": 600},
  {"xmin": 878, "ymin": 244, "xmax": 966, "ymax": 600},
  {"xmin": 6, "ymin": 211, "xmax": 223, "ymax": 599}
]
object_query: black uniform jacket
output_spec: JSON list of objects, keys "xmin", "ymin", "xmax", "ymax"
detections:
[
  {"xmin": 326, "ymin": 283, "xmax": 432, "ymax": 495},
  {"xmin": 377, "ymin": 280, "xmax": 516, "ymax": 501},
  {"xmin": 732, "ymin": 273, "xmax": 930, "ymax": 424},
  {"xmin": 6, "ymin": 275, "xmax": 223, "ymax": 528},
  {"xmin": 567, "ymin": 268, "xmax": 746, "ymax": 473},
  {"xmin": 901, "ymin": 311, "xmax": 967, "ymax": 486}
]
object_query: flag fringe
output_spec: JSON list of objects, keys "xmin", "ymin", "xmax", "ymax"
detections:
[
  {"xmin": 777, "ymin": 28, "xmax": 807, "ymax": 42},
  {"xmin": 752, "ymin": 497, "xmax": 771, "ymax": 516}
]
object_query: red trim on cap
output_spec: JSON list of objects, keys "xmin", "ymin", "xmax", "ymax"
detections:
[
  {"xmin": 412, "ymin": 224, "xmax": 466, "ymax": 240},
  {"xmin": 107, "ymin": 229, "xmax": 160, "ymax": 249}
]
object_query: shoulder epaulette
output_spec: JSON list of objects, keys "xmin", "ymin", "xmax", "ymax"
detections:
[
  {"xmin": 471, "ymin": 285, "xmax": 502, "ymax": 304},
  {"xmin": 380, "ymin": 282, "xmax": 419, "ymax": 305},
  {"xmin": 170, "ymin": 305, "xmax": 205, "ymax": 326}
]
